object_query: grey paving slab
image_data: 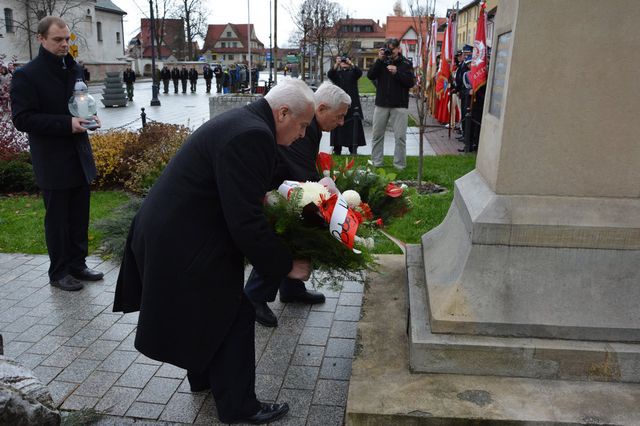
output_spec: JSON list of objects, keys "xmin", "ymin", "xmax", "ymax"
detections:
[
  {"xmin": 79, "ymin": 339, "xmax": 120, "ymax": 361},
  {"xmin": 100, "ymin": 323, "xmax": 137, "ymax": 341},
  {"xmin": 61, "ymin": 394, "xmax": 99, "ymax": 410},
  {"xmin": 193, "ymin": 394, "xmax": 224, "ymax": 425},
  {"xmin": 33, "ymin": 365, "xmax": 63, "ymax": 385},
  {"xmin": 15, "ymin": 351, "xmax": 47, "ymax": 369},
  {"xmin": 283, "ymin": 365, "xmax": 319, "ymax": 390},
  {"xmin": 116, "ymin": 331, "xmax": 137, "ymax": 352},
  {"xmin": 292, "ymin": 345, "xmax": 325, "ymax": 367},
  {"xmin": 280, "ymin": 303, "xmax": 311, "ymax": 318},
  {"xmin": 159, "ymin": 392, "xmax": 206, "ymax": 423},
  {"xmin": 325, "ymin": 338, "xmax": 356, "ymax": 358},
  {"xmin": 155, "ymin": 362, "xmax": 187, "ymax": 379},
  {"xmin": 5, "ymin": 314, "xmax": 41, "ymax": 333},
  {"xmin": 265, "ymin": 333, "xmax": 299, "ymax": 356},
  {"xmin": 125, "ymin": 401, "xmax": 164, "ymax": 420},
  {"xmin": 64, "ymin": 326, "xmax": 103, "ymax": 348},
  {"xmin": 4, "ymin": 340, "xmax": 34, "ymax": 358},
  {"xmin": 95, "ymin": 386, "xmax": 141, "ymax": 416},
  {"xmin": 50, "ymin": 319, "xmax": 90, "ymax": 337},
  {"xmin": 98, "ymin": 350, "xmax": 139, "ymax": 373},
  {"xmin": 298, "ymin": 327, "xmax": 330, "ymax": 346},
  {"xmin": 256, "ymin": 348, "xmax": 293, "ymax": 375},
  {"xmin": 338, "ymin": 292, "xmax": 363, "ymax": 307},
  {"xmin": 310, "ymin": 297, "xmax": 338, "ymax": 313},
  {"xmin": 14, "ymin": 323, "xmax": 56, "ymax": 343},
  {"xmin": 137, "ymin": 377, "xmax": 182, "ymax": 404},
  {"xmin": 115, "ymin": 363, "xmax": 159, "ymax": 388},
  {"xmin": 47, "ymin": 380, "xmax": 78, "ymax": 406},
  {"xmin": 341, "ymin": 281, "xmax": 365, "ymax": 293},
  {"xmin": 73, "ymin": 370, "xmax": 120, "ymax": 398},
  {"xmin": 334, "ymin": 305, "xmax": 362, "ymax": 321},
  {"xmin": 320, "ymin": 357, "xmax": 353, "ymax": 381},
  {"xmin": 25, "ymin": 335, "xmax": 69, "ymax": 355},
  {"xmin": 56, "ymin": 358, "xmax": 100, "ymax": 383},
  {"xmin": 41, "ymin": 345, "xmax": 85, "ymax": 368},
  {"xmin": 312, "ymin": 379, "xmax": 349, "ymax": 406},
  {"xmin": 329, "ymin": 320, "xmax": 358, "ymax": 339},
  {"xmin": 277, "ymin": 388, "xmax": 314, "ymax": 419},
  {"xmin": 307, "ymin": 404, "xmax": 346, "ymax": 426},
  {"xmin": 255, "ymin": 373, "xmax": 284, "ymax": 402},
  {"xmin": 136, "ymin": 353, "xmax": 162, "ymax": 366},
  {"xmin": 305, "ymin": 311, "xmax": 334, "ymax": 328}
]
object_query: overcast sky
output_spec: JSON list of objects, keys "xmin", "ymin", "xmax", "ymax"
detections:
[{"xmin": 116, "ymin": 0, "xmax": 453, "ymax": 49}]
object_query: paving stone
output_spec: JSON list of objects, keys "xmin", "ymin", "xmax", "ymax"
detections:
[
  {"xmin": 0, "ymin": 305, "xmax": 28, "ymax": 323},
  {"xmin": 298, "ymin": 327, "xmax": 330, "ymax": 346},
  {"xmin": 274, "ymin": 317, "xmax": 306, "ymax": 334},
  {"xmin": 281, "ymin": 303, "xmax": 311, "ymax": 318},
  {"xmin": 266, "ymin": 333, "xmax": 299, "ymax": 355},
  {"xmin": 48, "ymin": 380, "xmax": 78, "ymax": 406},
  {"xmin": 14, "ymin": 323, "xmax": 56, "ymax": 343},
  {"xmin": 305, "ymin": 311, "xmax": 334, "ymax": 328},
  {"xmin": 118, "ymin": 312, "xmax": 139, "ymax": 325},
  {"xmin": 3, "ymin": 340, "xmax": 34, "ymax": 358},
  {"xmin": 79, "ymin": 339, "xmax": 120, "ymax": 361},
  {"xmin": 329, "ymin": 320, "xmax": 358, "ymax": 339},
  {"xmin": 277, "ymin": 388, "xmax": 313, "ymax": 418},
  {"xmin": 125, "ymin": 401, "xmax": 164, "ymax": 420},
  {"xmin": 33, "ymin": 365, "xmax": 63, "ymax": 385},
  {"xmin": 283, "ymin": 365, "xmax": 319, "ymax": 390},
  {"xmin": 116, "ymin": 331, "xmax": 137, "ymax": 352},
  {"xmin": 71, "ymin": 304, "xmax": 108, "ymax": 321},
  {"xmin": 159, "ymin": 392, "xmax": 206, "ymax": 422},
  {"xmin": 137, "ymin": 353, "xmax": 162, "ymax": 365},
  {"xmin": 74, "ymin": 370, "xmax": 120, "ymax": 398},
  {"xmin": 50, "ymin": 319, "xmax": 89, "ymax": 337},
  {"xmin": 95, "ymin": 386, "xmax": 141, "ymax": 416},
  {"xmin": 312, "ymin": 379, "xmax": 349, "ymax": 406},
  {"xmin": 91, "ymin": 292, "xmax": 116, "ymax": 306},
  {"xmin": 15, "ymin": 290, "xmax": 51, "ymax": 308},
  {"xmin": 41, "ymin": 345, "xmax": 85, "ymax": 368},
  {"xmin": 137, "ymin": 377, "xmax": 181, "ymax": 404},
  {"xmin": 307, "ymin": 404, "xmax": 345, "ymax": 425},
  {"xmin": 98, "ymin": 350, "xmax": 139, "ymax": 373},
  {"xmin": 4, "ymin": 285, "xmax": 38, "ymax": 301},
  {"xmin": 100, "ymin": 323, "xmax": 136, "ymax": 341},
  {"xmin": 56, "ymin": 358, "xmax": 100, "ymax": 383},
  {"xmin": 15, "ymin": 352, "xmax": 47, "ymax": 369},
  {"xmin": 155, "ymin": 362, "xmax": 187, "ymax": 379},
  {"xmin": 319, "ymin": 357, "xmax": 352, "ymax": 380},
  {"xmin": 194, "ymin": 394, "xmax": 224, "ymax": 425},
  {"xmin": 90, "ymin": 415, "xmax": 136, "ymax": 425},
  {"xmin": 338, "ymin": 292, "xmax": 363, "ymax": 307},
  {"xmin": 61, "ymin": 394, "xmax": 99, "ymax": 410},
  {"xmin": 256, "ymin": 348, "xmax": 293, "ymax": 375},
  {"xmin": 86, "ymin": 313, "xmax": 121, "ymax": 330},
  {"xmin": 115, "ymin": 363, "xmax": 159, "ymax": 388},
  {"xmin": 28, "ymin": 302, "xmax": 58, "ymax": 317},
  {"xmin": 341, "ymin": 280, "xmax": 365, "ymax": 293},
  {"xmin": 65, "ymin": 327, "xmax": 103, "ymax": 347},
  {"xmin": 255, "ymin": 374, "xmax": 283, "ymax": 402},
  {"xmin": 5, "ymin": 314, "xmax": 41, "ymax": 333},
  {"xmin": 310, "ymin": 297, "xmax": 338, "ymax": 312},
  {"xmin": 0, "ymin": 331, "xmax": 18, "ymax": 344},
  {"xmin": 292, "ymin": 345, "xmax": 325, "ymax": 367},
  {"xmin": 325, "ymin": 338, "xmax": 355, "ymax": 358},
  {"xmin": 26, "ymin": 335, "xmax": 69, "ymax": 355},
  {"xmin": 333, "ymin": 305, "xmax": 361, "ymax": 321},
  {"xmin": 274, "ymin": 415, "xmax": 307, "ymax": 426}
]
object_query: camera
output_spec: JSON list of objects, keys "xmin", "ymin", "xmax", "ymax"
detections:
[
  {"xmin": 340, "ymin": 56, "xmax": 348, "ymax": 63},
  {"xmin": 383, "ymin": 48, "xmax": 393, "ymax": 56}
]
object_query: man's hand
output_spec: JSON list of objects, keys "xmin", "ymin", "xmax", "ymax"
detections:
[
  {"xmin": 91, "ymin": 115, "xmax": 102, "ymax": 130},
  {"xmin": 287, "ymin": 259, "xmax": 311, "ymax": 281},
  {"xmin": 71, "ymin": 117, "xmax": 88, "ymax": 133},
  {"xmin": 386, "ymin": 65, "xmax": 398, "ymax": 74},
  {"xmin": 378, "ymin": 48, "xmax": 386, "ymax": 59}
]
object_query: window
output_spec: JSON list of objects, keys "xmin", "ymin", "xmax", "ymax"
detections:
[
  {"xmin": 409, "ymin": 44, "xmax": 416, "ymax": 52},
  {"xmin": 97, "ymin": 21, "xmax": 102, "ymax": 41},
  {"xmin": 226, "ymin": 31, "xmax": 231, "ymax": 37},
  {"xmin": 228, "ymin": 54, "xmax": 234, "ymax": 60},
  {"xmin": 373, "ymin": 41, "xmax": 384, "ymax": 48},
  {"xmin": 116, "ymin": 32, "xmax": 121, "ymax": 44},
  {"xmin": 4, "ymin": 8, "xmax": 13, "ymax": 33},
  {"xmin": 212, "ymin": 54, "xmax": 217, "ymax": 60},
  {"xmin": 221, "ymin": 42, "xmax": 226, "ymax": 48},
  {"xmin": 233, "ymin": 41, "xmax": 237, "ymax": 47}
]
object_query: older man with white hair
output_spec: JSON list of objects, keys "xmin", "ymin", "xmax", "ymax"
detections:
[
  {"xmin": 114, "ymin": 78, "xmax": 316, "ymax": 424},
  {"xmin": 245, "ymin": 81, "xmax": 351, "ymax": 327}
]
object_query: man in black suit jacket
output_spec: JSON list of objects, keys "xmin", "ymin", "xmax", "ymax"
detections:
[
  {"xmin": 113, "ymin": 78, "xmax": 315, "ymax": 424},
  {"xmin": 11, "ymin": 16, "xmax": 104, "ymax": 291},
  {"xmin": 245, "ymin": 81, "xmax": 352, "ymax": 327}
]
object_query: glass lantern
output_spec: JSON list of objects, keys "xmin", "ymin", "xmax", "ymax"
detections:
[{"xmin": 68, "ymin": 79, "xmax": 98, "ymax": 130}]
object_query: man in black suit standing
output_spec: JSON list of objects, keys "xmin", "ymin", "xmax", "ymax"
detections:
[
  {"xmin": 113, "ymin": 78, "xmax": 316, "ymax": 424},
  {"xmin": 10, "ymin": 16, "xmax": 104, "ymax": 291}
]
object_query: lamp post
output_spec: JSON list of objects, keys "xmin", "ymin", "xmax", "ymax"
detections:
[
  {"xmin": 269, "ymin": 0, "xmax": 273, "ymax": 84},
  {"xmin": 149, "ymin": 0, "xmax": 161, "ymax": 106}
]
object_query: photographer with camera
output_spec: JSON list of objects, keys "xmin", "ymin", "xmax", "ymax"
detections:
[
  {"xmin": 367, "ymin": 38, "xmax": 415, "ymax": 169},
  {"xmin": 327, "ymin": 55, "xmax": 365, "ymax": 155}
]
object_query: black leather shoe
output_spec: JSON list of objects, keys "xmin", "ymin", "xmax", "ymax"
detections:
[
  {"xmin": 251, "ymin": 301, "xmax": 278, "ymax": 327},
  {"xmin": 230, "ymin": 402, "xmax": 289, "ymax": 424},
  {"xmin": 70, "ymin": 268, "xmax": 104, "ymax": 281},
  {"xmin": 280, "ymin": 290, "xmax": 325, "ymax": 305},
  {"xmin": 50, "ymin": 275, "xmax": 83, "ymax": 291}
]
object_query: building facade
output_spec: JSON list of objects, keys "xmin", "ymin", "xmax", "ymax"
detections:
[
  {"xmin": 385, "ymin": 16, "xmax": 446, "ymax": 67},
  {"xmin": 201, "ymin": 23, "xmax": 265, "ymax": 68},
  {"xmin": 456, "ymin": 0, "xmax": 498, "ymax": 49},
  {"xmin": 328, "ymin": 18, "xmax": 386, "ymax": 71}
]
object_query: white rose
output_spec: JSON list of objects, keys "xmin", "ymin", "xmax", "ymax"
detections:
[
  {"xmin": 265, "ymin": 191, "xmax": 281, "ymax": 206},
  {"xmin": 298, "ymin": 181, "xmax": 330, "ymax": 207},
  {"xmin": 342, "ymin": 190, "xmax": 361, "ymax": 208}
]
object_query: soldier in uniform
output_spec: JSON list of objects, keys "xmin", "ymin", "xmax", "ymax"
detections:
[
  {"xmin": 179, "ymin": 65, "xmax": 188, "ymax": 93},
  {"xmin": 188, "ymin": 65, "xmax": 198, "ymax": 93},
  {"xmin": 171, "ymin": 66, "xmax": 180, "ymax": 94},
  {"xmin": 203, "ymin": 64, "xmax": 214, "ymax": 94},
  {"xmin": 123, "ymin": 65, "xmax": 136, "ymax": 101},
  {"xmin": 160, "ymin": 65, "xmax": 171, "ymax": 94}
]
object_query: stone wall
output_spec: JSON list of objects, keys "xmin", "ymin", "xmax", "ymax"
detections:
[{"xmin": 210, "ymin": 94, "xmax": 376, "ymax": 127}]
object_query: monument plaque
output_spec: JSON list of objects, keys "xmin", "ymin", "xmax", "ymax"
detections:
[{"xmin": 488, "ymin": 31, "xmax": 511, "ymax": 117}]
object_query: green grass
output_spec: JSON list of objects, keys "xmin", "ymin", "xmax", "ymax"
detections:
[
  {"xmin": 0, "ymin": 191, "xmax": 130, "ymax": 254},
  {"xmin": 357, "ymin": 76, "xmax": 376, "ymax": 94}
]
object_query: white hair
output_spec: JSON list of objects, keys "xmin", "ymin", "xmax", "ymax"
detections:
[
  {"xmin": 265, "ymin": 77, "xmax": 316, "ymax": 116},
  {"xmin": 314, "ymin": 81, "xmax": 352, "ymax": 110}
]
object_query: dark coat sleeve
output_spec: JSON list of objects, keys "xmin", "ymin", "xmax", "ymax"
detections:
[
  {"xmin": 367, "ymin": 59, "xmax": 385, "ymax": 80},
  {"xmin": 395, "ymin": 61, "xmax": 416, "ymax": 88},
  {"xmin": 215, "ymin": 131, "xmax": 293, "ymax": 284},
  {"xmin": 11, "ymin": 69, "xmax": 72, "ymax": 136}
]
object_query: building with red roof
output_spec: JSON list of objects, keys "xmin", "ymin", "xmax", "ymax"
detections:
[
  {"xmin": 201, "ymin": 23, "xmax": 265, "ymax": 68},
  {"xmin": 385, "ymin": 16, "xmax": 446, "ymax": 67}
]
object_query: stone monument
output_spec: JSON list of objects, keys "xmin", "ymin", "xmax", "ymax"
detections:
[
  {"xmin": 101, "ymin": 71, "xmax": 128, "ymax": 108},
  {"xmin": 409, "ymin": 0, "xmax": 640, "ymax": 383}
]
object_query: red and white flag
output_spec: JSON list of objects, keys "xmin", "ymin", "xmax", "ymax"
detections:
[
  {"xmin": 426, "ymin": 18, "xmax": 438, "ymax": 80},
  {"xmin": 471, "ymin": 1, "xmax": 488, "ymax": 93}
]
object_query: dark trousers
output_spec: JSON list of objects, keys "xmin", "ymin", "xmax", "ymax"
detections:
[
  {"xmin": 244, "ymin": 268, "xmax": 306, "ymax": 302},
  {"xmin": 215, "ymin": 79, "xmax": 222, "ymax": 93},
  {"xmin": 190, "ymin": 80, "xmax": 197, "ymax": 92},
  {"xmin": 126, "ymin": 83, "xmax": 134, "ymax": 100},
  {"xmin": 42, "ymin": 186, "xmax": 90, "ymax": 281},
  {"xmin": 181, "ymin": 79, "xmax": 188, "ymax": 93},
  {"xmin": 162, "ymin": 79, "xmax": 169, "ymax": 93},
  {"xmin": 172, "ymin": 79, "xmax": 179, "ymax": 93},
  {"xmin": 205, "ymin": 78, "xmax": 212, "ymax": 93},
  {"xmin": 187, "ymin": 295, "xmax": 260, "ymax": 422}
]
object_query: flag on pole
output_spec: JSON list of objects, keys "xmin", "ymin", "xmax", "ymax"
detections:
[
  {"xmin": 426, "ymin": 18, "xmax": 438, "ymax": 81},
  {"xmin": 471, "ymin": 1, "xmax": 488, "ymax": 93},
  {"xmin": 435, "ymin": 14, "xmax": 453, "ymax": 98}
]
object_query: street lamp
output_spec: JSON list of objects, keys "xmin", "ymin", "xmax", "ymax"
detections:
[{"xmin": 149, "ymin": 0, "xmax": 161, "ymax": 106}]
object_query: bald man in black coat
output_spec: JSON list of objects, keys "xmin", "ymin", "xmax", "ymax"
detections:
[{"xmin": 113, "ymin": 80, "xmax": 315, "ymax": 424}]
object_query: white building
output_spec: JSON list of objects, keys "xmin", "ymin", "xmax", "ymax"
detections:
[{"xmin": 0, "ymin": 0, "xmax": 128, "ymax": 80}]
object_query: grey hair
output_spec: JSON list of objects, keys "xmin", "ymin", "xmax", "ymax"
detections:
[
  {"xmin": 265, "ymin": 77, "xmax": 316, "ymax": 116},
  {"xmin": 314, "ymin": 81, "xmax": 351, "ymax": 110}
]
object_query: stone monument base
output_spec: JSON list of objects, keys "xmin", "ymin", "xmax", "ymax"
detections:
[{"xmin": 346, "ymin": 256, "xmax": 640, "ymax": 425}]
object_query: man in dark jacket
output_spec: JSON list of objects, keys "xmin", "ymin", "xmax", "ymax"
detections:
[
  {"xmin": 171, "ymin": 66, "xmax": 180, "ymax": 93},
  {"xmin": 113, "ymin": 78, "xmax": 315, "ymax": 424},
  {"xmin": 213, "ymin": 64, "xmax": 223, "ymax": 93},
  {"xmin": 179, "ymin": 65, "xmax": 188, "ymax": 93},
  {"xmin": 245, "ymin": 81, "xmax": 351, "ymax": 327},
  {"xmin": 160, "ymin": 65, "xmax": 171, "ymax": 94},
  {"xmin": 123, "ymin": 65, "xmax": 136, "ymax": 101},
  {"xmin": 202, "ymin": 64, "xmax": 214, "ymax": 93},
  {"xmin": 367, "ymin": 38, "xmax": 415, "ymax": 169},
  {"xmin": 188, "ymin": 65, "xmax": 198, "ymax": 93},
  {"xmin": 10, "ymin": 16, "xmax": 104, "ymax": 291}
]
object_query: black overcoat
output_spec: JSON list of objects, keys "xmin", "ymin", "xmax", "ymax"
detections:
[
  {"xmin": 327, "ymin": 66, "xmax": 366, "ymax": 149},
  {"xmin": 272, "ymin": 118, "xmax": 321, "ymax": 186},
  {"xmin": 10, "ymin": 46, "xmax": 96, "ymax": 190},
  {"xmin": 113, "ymin": 99, "xmax": 293, "ymax": 372}
]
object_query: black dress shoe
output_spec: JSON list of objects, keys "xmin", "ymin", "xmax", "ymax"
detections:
[
  {"xmin": 230, "ymin": 402, "xmax": 289, "ymax": 424},
  {"xmin": 50, "ymin": 275, "xmax": 83, "ymax": 291},
  {"xmin": 70, "ymin": 268, "xmax": 104, "ymax": 281},
  {"xmin": 280, "ymin": 290, "xmax": 325, "ymax": 305},
  {"xmin": 251, "ymin": 301, "xmax": 278, "ymax": 327}
]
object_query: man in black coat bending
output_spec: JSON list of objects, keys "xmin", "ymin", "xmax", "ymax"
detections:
[
  {"xmin": 113, "ymin": 78, "xmax": 315, "ymax": 424},
  {"xmin": 11, "ymin": 16, "xmax": 104, "ymax": 291},
  {"xmin": 245, "ymin": 81, "xmax": 351, "ymax": 327}
]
